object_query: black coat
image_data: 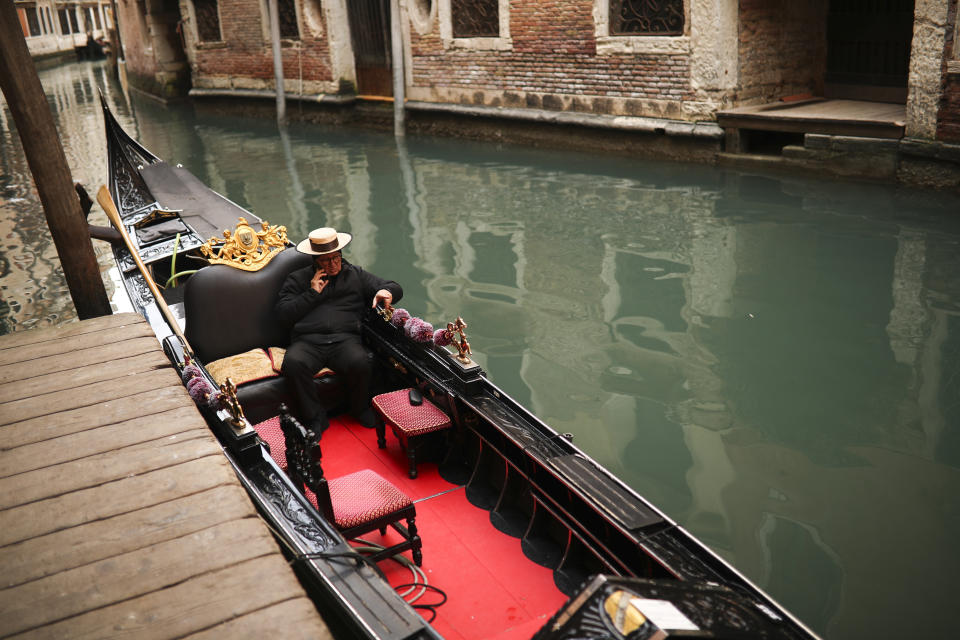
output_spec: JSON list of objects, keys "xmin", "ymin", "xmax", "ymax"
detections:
[{"xmin": 275, "ymin": 260, "xmax": 403, "ymax": 342}]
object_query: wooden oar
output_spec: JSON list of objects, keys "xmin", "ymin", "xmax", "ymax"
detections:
[{"xmin": 96, "ymin": 184, "xmax": 194, "ymax": 358}]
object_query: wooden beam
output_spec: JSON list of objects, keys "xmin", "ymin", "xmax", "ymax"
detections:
[{"xmin": 0, "ymin": 2, "xmax": 111, "ymax": 319}]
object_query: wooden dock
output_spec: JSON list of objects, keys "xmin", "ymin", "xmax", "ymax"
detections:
[
  {"xmin": 0, "ymin": 313, "xmax": 331, "ymax": 639},
  {"xmin": 717, "ymin": 98, "xmax": 906, "ymax": 141}
]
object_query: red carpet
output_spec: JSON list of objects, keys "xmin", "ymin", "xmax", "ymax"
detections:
[{"xmin": 318, "ymin": 415, "xmax": 567, "ymax": 639}]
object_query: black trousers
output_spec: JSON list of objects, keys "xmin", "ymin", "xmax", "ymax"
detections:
[{"xmin": 281, "ymin": 334, "xmax": 371, "ymax": 425}]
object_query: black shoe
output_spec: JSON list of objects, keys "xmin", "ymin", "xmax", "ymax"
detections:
[
  {"xmin": 355, "ymin": 408, "xmax": 377, "ymax": 429},
  {"xmin": 310, "ymin": 413, "xmax": 330, "ymax": 439}
]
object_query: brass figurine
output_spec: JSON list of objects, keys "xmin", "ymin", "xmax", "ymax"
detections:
[
  {"xmin": 376, "ymin": 301, "xmax": 395, "ymax": 322},
  {"xmin": 200, "ymin": 217, "xmax": 288, "ymax": 271},
  {"xmin": 220, "ymin": 377, "xmax": 247, "ymax": 427},
  {"xmin": 449, "ymin": 316, "xmax": 473, "ymax": 365}
]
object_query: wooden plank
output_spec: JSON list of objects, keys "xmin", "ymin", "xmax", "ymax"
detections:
[
  {"xmin": 0, "ymin": 456, "xmax": 238, "ymax": 547},
  {"xmin": 0, "ymin": 349, "xmax": 172, "ymax": 404},
  {"xmin": 0, "ymin": 484, "xmax": 256, "ymax": 589},
  {"xmin": 0, "ymin": 519, "xmax": 283, "ymax": 636},
  {"xmin": 0, "ymin": 313, "xmax": 144, "ymax": 353},
  {"xmin": 183, "ymin": 598, "xmax": 333, "ymax": 640},
  {"xmin": 0, "ymin": 432, "xmax": 219, "ymax": 511},
  {"xmin": 7, "ymin": 558, "xmax": 329, "ymax": 640},
  {"xmin": 0, "ymin": 368, "xmax": 181, "ymax": 426},
  {"xmin": 1, "ymin": 405, "xmax": 210, "ymax": 478},
  {"xmin": 0, "ymin": 335, "xmax": 160, "ymax": 385},
  {"xmin": 0, "ymin": 386, "xmax": 192, "ymax": 450}
]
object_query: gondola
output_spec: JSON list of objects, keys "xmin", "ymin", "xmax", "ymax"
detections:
[{"xmin": 93, "ymin": 96, "xmax": 820, "ymax": 640}]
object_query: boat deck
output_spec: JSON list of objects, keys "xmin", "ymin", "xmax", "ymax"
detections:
[
  {"xmin": 0, "ymin": 313, "xmax": 330, "ymax": 639},
  {"xmin": 309, "ymin": 414, "xmax": 569, "ymax": 640}
]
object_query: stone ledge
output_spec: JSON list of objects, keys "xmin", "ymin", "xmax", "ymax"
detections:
[
  {"xmin": 404, "ymin": 101, "xmax": 724, "ymax": 139},
  {"xmin": 188, "ymin": 88, "xmax": 355, "ymax": 105},
  {"xmin": 899, "ymin": 138, "xmax": 960, "ymax": 165}
]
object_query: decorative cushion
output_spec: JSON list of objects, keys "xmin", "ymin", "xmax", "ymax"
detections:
[
  {"xmin": 372, "ymin": 388, "xmax": 451, "ymax": 437},
  {"xmin": 268, "ymin": 347, "xmax": 335, "ymax": 378},
  {"xmin": 327, "ymin": 469, "xmax": 414, "ymax": 529},
  {"xmin": 252, "ymin": 415, "xmax": 287, "ymax": 469},
  {"xmin": 205, "ymin": 348, "xmax": 278, "ymax": 386}
]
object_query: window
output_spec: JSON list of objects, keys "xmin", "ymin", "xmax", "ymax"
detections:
[
  {"xmin": 26, "ymin": 7, "xmax": 42, "ymax": 37},
  {"xmin": 59, "ymin": 8, "xmax": 72, "ymax": 34},
  {"xmin": 595, "ymin": 0, "xmax": 689, "ymax": 56},
  {"xmin": 43, "ymin": 7, "xmax": 53, "ymax": 33},
  {"xmin": 69, "ymin": 9, "xmax": 80, "ymax": 33},
  {"xmin": 451, "ymin": 0, "xmax": 497, "ymax": 38},
  {"xmin": 609, "ymin": 0, "xmax": 684, "ymax": 36},
  {"xmin": 278, "ymin": 0, "xmax": 299, "ymax": 39},
  {"xmin": 194, "ymin": 0, "xmax": 222, "ymax": 42},
  {"xmin": 439, "ymin": 0, "xmax": 510, "ymax": 50}
]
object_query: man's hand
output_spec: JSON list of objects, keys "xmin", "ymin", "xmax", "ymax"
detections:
[
  {"xmin": 373, "ymin": 289, "xmax": 393, "ymax": 309},
  {"xmin": 311, "ymin": 269, "xmax": 329, "ymax": 294}
]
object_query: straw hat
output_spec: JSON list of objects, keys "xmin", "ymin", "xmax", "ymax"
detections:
[{"xmin": 296, "ymin": 227, "xmax": 352, "ymax": 255}]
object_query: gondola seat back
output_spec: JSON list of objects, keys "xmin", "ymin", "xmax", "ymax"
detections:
[{"xmin": 184, "ymin": 247, "xmax": 342, "ymax": 423}]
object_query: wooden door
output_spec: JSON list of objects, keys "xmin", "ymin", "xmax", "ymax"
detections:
[
  {"xmin": 825, "ymin": 0, "xmax": 914, "ymax": 103},
  {"xmin": 347, "ymin": 0, "xmax": 392, "ymax": 97}
]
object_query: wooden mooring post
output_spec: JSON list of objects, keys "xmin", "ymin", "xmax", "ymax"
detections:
[{"xmin": 0, "ymin": 2, "xmax": 111, "ymax": 320}]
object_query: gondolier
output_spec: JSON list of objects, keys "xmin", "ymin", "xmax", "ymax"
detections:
[{"xmin": 275, "ymin": 227, "xmax": 403, "ymax": 435}]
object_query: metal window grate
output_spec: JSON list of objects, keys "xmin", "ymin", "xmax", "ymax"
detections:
[
  {"xmin": 278, "ymin": 0, "xmax": 299, "ymax": 39},
  {"xmin": 610, "ymin": 0, "xmax": 684, "ymax": 36},
  {"xmin": 195, "ymin": 0, "xmax": 222, "ymax": 42},
  {"xmin": 452, "ymin": 0, "xmax": 498, "ymax": 38}
]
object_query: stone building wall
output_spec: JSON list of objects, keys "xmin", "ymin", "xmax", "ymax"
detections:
[
  {"xmin": 936, "ymin": 1, "xmax": 959, "ymax": 142},
  {"xmin": 179, "ymin": 0, "xmax": 348, "ymax": 95},
  {"xmin": 735, "ymin": 0, "xmax": 827, "ymax": 104},
  {"xmin": 117, "ymin": 0, "xmax": 189, "ymax": 98}
]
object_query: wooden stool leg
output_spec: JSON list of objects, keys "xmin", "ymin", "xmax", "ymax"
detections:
[
  {"xmin": 406, "ymin": 438, "xmax": 418, "ymax": 479},
  {"xmin": 408, "ymin": 516, "xmax": 422, "ymax": 566},
  {"xmin": 376, "ymin": 418, "xmax": 386, "ymax": 449}
]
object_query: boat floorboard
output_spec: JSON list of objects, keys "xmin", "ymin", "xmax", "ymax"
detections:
[
  {"xmin": 318, "ymin": 414, "xmax": 569, "ymax": 640},
  {"xmin": 0, "ymin": 313, "xmax": 331, "ymax": 640}
]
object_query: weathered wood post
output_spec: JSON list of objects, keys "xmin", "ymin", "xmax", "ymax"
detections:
[
  {"xmin": 0, "ymin": 3, "xmax": 111, "ymax": 320},
  {"xmin": 390, "ymin": 0, "xmax": 405, "ymax": 137},
  {"xmin": 267, "ymin": 0, "xmax": 287, "ymax": 124}
]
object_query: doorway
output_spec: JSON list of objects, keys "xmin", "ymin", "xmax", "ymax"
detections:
[
  {"xmin": 347, "ymin": 0, "xmax": 393, "ymax": 97},
  {"xmin": 825, "ymin": 0, "xmax": 914, "ymax": 103}
]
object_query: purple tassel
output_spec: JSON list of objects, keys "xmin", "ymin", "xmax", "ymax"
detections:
[
  {"xmin": 433, "ymin": 328, "xmax": 453, "ymax": 347},
  {"xmin": 404, "ymin": 317, "xmax": 434, "ymax": 343},
  {"xmin": 391, "ymin": 308, "xmax": 411, "ymax": 328},
  {"xmin": 181, "ymin": 363, "xmax": 202, "ymax": 384}
]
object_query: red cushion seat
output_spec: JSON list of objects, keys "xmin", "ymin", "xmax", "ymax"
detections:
[
  {"xmin": 327, "ymin": 469, "xmax": 414, "ymax": 529},
  {"xmin": 372, "ymin": 388, "xmax": 452, "ymax": 479},
  {"xmin": 253, "ymin": 415, "xmax": 287, "ymax": 468}
]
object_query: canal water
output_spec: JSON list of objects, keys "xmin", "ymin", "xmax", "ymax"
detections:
[{"xmin": 3, "ymin": 60, "xmax": 959, "ymax": 639}]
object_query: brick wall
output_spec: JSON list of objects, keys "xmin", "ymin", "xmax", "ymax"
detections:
[
  {"xmin": 737, "ymin": 0, "xmax": 827, "ymax": 104},
  {"xmin": 186, "ymin": 0, "xmax": 336, "ymax": 93},
  {"xmin": 408, "ymin": 0, "xmax": 695, "ymax": 121}
]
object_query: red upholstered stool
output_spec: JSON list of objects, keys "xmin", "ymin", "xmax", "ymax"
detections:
[{"xmin": 372, "ymin": 388, "xmax": 451, "ymax": 479}]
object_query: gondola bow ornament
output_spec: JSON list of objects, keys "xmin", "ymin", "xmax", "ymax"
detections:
[{"xmin": 200, "ymin": 217, "xmax": 288, "ymax": 271}]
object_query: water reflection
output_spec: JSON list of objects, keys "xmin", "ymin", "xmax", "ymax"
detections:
[
  {"xmin": 0, "ymin": 61, "xmax": 132, "ymax": 332},
  {"xmin": 3, "ymin": 60, "xmax": 960, "ymax": 639}
]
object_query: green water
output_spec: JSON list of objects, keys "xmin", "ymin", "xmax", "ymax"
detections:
[{"xmin": 3, "ymin": 60, "xmax": 960, "ymax": 639}]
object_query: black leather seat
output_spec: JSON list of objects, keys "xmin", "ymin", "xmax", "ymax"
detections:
[{"xmin": 183, "ymin": 247, "xmax": 344, "ymax": 424}]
